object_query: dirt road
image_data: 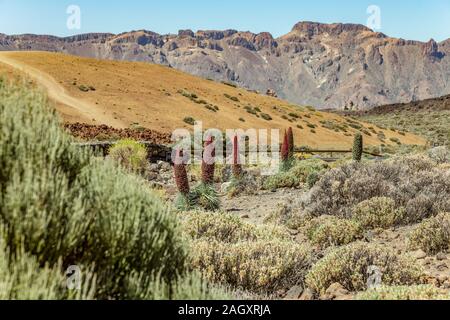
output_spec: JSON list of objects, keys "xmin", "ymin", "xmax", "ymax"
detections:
[{"xmin": 0, "ymin": 52, "xmax": 126, "ymax": 128}]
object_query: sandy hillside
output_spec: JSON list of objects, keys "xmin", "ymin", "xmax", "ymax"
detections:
[{"xmin": 0, "ymin": 51, "xmax": 426, "ymax": 148}]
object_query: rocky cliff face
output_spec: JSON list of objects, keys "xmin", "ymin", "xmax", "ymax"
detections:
[{"xmin": 1, "ymin": 21, "xmax": 449, "ymax": 109}]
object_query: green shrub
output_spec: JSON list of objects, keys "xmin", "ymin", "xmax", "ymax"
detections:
[
  {"xmin": 301, "ymin": 155, "xmax": 450, "ymax": 221},
  {"xmin": 175, "ymin": 192, "xmax": 194, "ymax": 211},
  {"xmin": 222, "ymin": 82, "xmax": 237, "ymax": 88},
  {"xmin": 191, "ymin": 239, "xmax": 315, "ymax": 293},
  {"xmin": 178, "ymin": 90, "xmax": 198, "ymax": 100},
  {"xmin": 78, "ymin": 85, "xmax": 90, "ymax": 92},
  {"xmin": 244, "ymin": 106, "xmax": 258, "ymax": 115},
  {"xmin": 356, "ymin": 285, "xmax": 450, "ymax": 300},
  {"xmin": 305, "ymin": 242, "xmax": 423, "ymax": 295},
  {"xmin": 306, "ymin": 171, "xmax": 320, "ymax": 189},
  {"xmin": 184, "ymin": 117, "xmax": 196, "ymax": 125},
  {"xmin": 352, "ymin": 197, "xmax": 406, "ymax": 229},
  {"xmin": 224, "ymin": 94, "xmax": 239, "ymax": 102},
  {"xmin": 409, "ymin": 212, "xmax": 450, "ymax": 254},
  {"xmin": 181, "ymin": 211, "xmax": 290, "ymax": 243},
  {"xmin": 0, "ymin": 79, "xmax": 187, "ymax": 299},
  {"xmin": 205, "ymin": 105, "xmax": 218, "ymax": 112},
  {"xmin": 191, "ymin": 183, "xmax": 221, "ymax": 211},
  {"xmin": 304, "ymin": 216, "xmax": 362, "ymax": 249},
  {"xmin": 428, "ymin": 147, "xmax": 450, "ymax": 164},
  {"xmin": 263, "ymin": 171, "xmax": 302, "ymax": 189},
  {"xmin": 0, "ymin": 234, "xmax": 95, "ymax": 300},
  {"xmin": 109, "ymin": 139, "xmax": 148, "ymax": 174},
  {"xmin": 263, "ymin": 203, "xmax": 306, "ymax": 230},
  {"xmin": 124, "ymin": 271, "xmax": 232, "ymax": 300},
  {"xmin": 260, "ymin": 113, "xmax": 272, "ymax": 121},
  {"xmin": 352, "ymin": 133, "xmax": 363, "ymax": 162},
  {"xmin": 263, "ymin": 159, "xmax": 328, "ymax": 190},
  {"xmin": 182, "ymin": 211, "xmax": 258, "ymax": 243}
]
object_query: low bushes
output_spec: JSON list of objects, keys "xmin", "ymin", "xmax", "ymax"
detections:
[
  {"xmin": 0, "ymin": 79, "xmax": 188, "ymax": 299},
  {"xmin": 301, "ymin": 155, "xmax": 450, "ymax": 222},
  {"xmin": 183, "ymin": 117, "xmax": 196, "ymax": 125},
  {"xmin": 352, "ymin": 197, "xmax": 406, "ymax": 229},
  {"xmin": 181, "ymin": 211, "xmax": 290, "ymax": 244},
  {"xmin": 356, "ymin": 285, "xmax": 450, "ymax": 300},
  {"xmin": 409, "ymin": 212, "xmax": 450, "ymax": 254},
  {"xmin": 182, "ymin": 211, "xmax": 259, "ymax": 243},
  {"xmin": 304, "ymin": 216, "xmax": 363, "ymax": 249},
  {"xmin": 191, "ymin": 239, "xmax": 315, "ymax": 293},
  {"xmin": 184, "ymin": 211, "xmax": 307, "ymax": 294},
  {"xmin": 109, "ymin": 139, "xmax": 148, "ymax": 174},
  {"xmin": 428, "ymin": 146, "xmax": 450, "ymax": 164},
  {"xmin": 0, "ymin": 234, "xmax": 95, "ymax": 300},
  {"xmin": 263, "ymin": 203, "xmax": 306, "ymax": 230},
  {"xmin": 125, "ymin": 271, "xmax": 232, "ymax": 300},
  {"xmin": 263, "ymin": 159, "xmax": 329, "ymax": 190},
  {"xmin": 305, "ymin": 242, "xmax": 423, "ymax": 295}
]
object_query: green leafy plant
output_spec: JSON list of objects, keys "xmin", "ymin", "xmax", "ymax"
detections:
[
  {"xmin": 191, "ymin": 183, "xmax": 220, "ymax": 211},
  {"xmin": 109, "ymin": 139, "xmax": 148, "ymax": 174}
]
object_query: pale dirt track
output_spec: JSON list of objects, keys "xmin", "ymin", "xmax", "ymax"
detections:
[{"xmin": 0, "ymin": 52, "xmax": 125, "ymax": 128}]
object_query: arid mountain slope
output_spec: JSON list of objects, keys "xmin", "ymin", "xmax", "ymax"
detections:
[
  {"xmin": 1, "ymin": 22, "xmax": 449, "ymax": 110},
  {"xmin": 0, "ymin": 51, "xmax": 425, "ymax": 148},
  {"xmin": 349, "ymin": 95, "xmax": 450, "ymax": 146}
]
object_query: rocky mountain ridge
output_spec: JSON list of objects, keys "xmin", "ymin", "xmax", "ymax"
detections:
[{"xmin": 1, "ymin": 21, "xmax": 449, "ymax": 109}]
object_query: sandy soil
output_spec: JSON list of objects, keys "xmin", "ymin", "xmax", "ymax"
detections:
[
  {"xmin": 0, "ymin": 51, "xmax": 426, "ymax": 149},
  {"xmin": 0, "ymin": 52, "xmax": 125, "ymax": 127}
]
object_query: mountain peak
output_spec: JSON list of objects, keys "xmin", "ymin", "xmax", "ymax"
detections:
[{"xmin": 291, "ymin": 21, "xmax": 372, "ymax": 36}]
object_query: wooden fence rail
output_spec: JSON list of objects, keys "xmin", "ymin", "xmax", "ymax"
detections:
[{"xmin": 73, "ymin": 141, "xmax": 384, "ymax": 163}]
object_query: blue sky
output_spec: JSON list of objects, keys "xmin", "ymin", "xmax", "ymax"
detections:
[{"xmin": 0, "ymin": 0, "xmax": 449, "ymax": 41}]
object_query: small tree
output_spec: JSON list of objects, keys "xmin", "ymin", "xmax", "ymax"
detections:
[{"xmin": 353, "ymin": 133, "xmax": 363, "ymax": 162}]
